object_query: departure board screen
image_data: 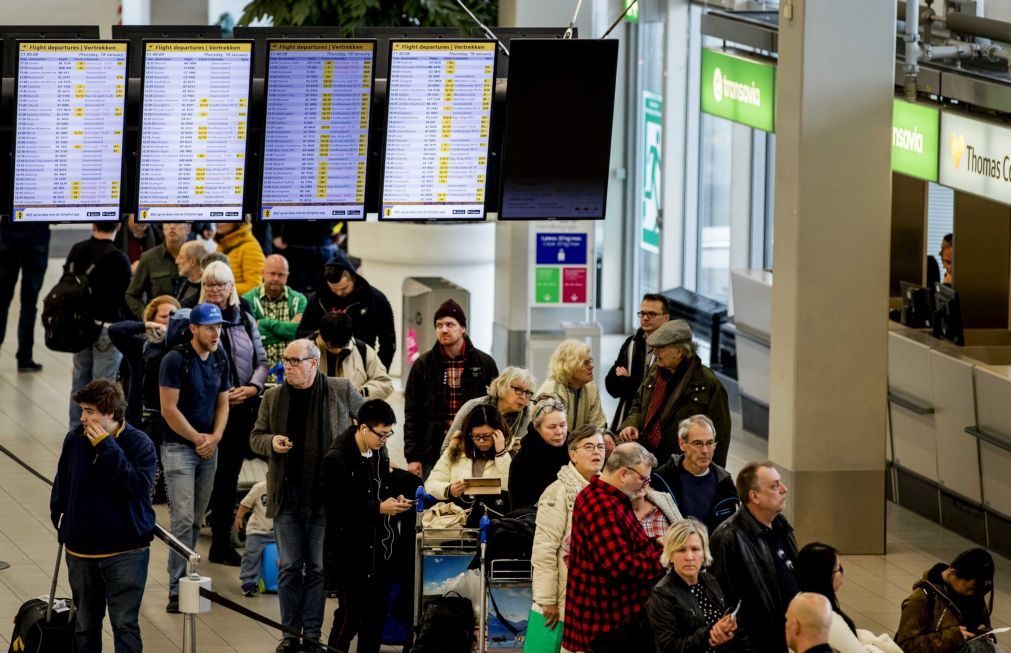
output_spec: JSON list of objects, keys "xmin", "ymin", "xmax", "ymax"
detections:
[
  {"xmin": 137, "ymin": 41, "xmax": 252, "ymax": 222},
  {"xmin": 12, "ymin": 42, "xmax": 127, "ymax": 223},
  {"xmin": 382, "ymin": 41, "xmax": 495, "ymax": 220},
  {"xmin": 261, "ymin": 41, "xmax": 374, "ymax": 220}
]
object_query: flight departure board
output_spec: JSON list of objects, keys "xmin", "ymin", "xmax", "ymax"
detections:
[
  {"xmin": 382, "ymin": 41, "xmax": 496, "ymax": 220},
  {"xmin": 261, "ymin": 41, "xmax": 374, "ymax": 220},
  {"xmin": 12, "ymin": 42, "xmax": 127, "ymax": 223},
  {"xmin": 137, "ymin": 41, "xmax": 252, "ymax": 222}
]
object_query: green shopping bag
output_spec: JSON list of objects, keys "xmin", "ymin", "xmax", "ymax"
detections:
[{"xmin": 523, "ymin": 608, "xmax": 563, "ymax": 653}]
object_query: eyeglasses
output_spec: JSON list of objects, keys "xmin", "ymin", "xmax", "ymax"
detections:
[
  {"xmin": 471, "ymin": 434, "xmax": 494, "ymax": 443},
  {"xmin": 576, "ymin": 443, "xmax": 606, "ymax": 453},
  {"xmin": 366, "ymin": 424, "xmax": 394, "ymax": 440},
  {"xmin": 282, "ymin": 357, "xmax": 315, "ymax": 367},
  {"xmin": 581, "ymin": 358, "xmax": 593, "ymax": 368},
  {"xmin": 511, "ymin": 386, "xmax": 534, "ymax": 399},
  {"xmin": 833, "ymin": 565, "xmax": 845, "ymax": 576},
  {"xmin": 686, "ymin": 439, "xmax": 718, "ymax": 449},
  {"xmin": 624, "ymin": 467, "xmax": 651, "ymax": 488},
  {"xmin": 637, "ymin": 311, "xmax": 668, "ymax": 319},
  {"xmin": 534, "ymin": 398, "xmax": 566, "ymax": 418},
  {"xmin": 204, "ymin": 282, "xmax": 231, "ymax": 290}
]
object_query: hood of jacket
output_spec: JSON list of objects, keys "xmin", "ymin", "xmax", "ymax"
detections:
[
  {"xmin": 556, "ymin": 462, "xmax": 591, "ymax": 503},
  {"xmin": 645, "ymin": 486, "xmax": 683, "ymax": 524},
  {"xmin": 216, "ymin": 224, "xmax": 256, "ymax": 251}
]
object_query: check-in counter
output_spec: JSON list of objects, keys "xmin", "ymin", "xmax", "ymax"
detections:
[
  {"xmin": 731, "ymin": 269, "xmax": 773, "ymax": 437},
  {"xmin": 888, "ymin": 325, "xmax": 1011, "ymax": 555}
]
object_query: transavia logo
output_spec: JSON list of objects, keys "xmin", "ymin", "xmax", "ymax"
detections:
[
  {"xmin": 893, "ymin": 125, "xmax": 925, "ymax": 155},
  {"xmin": 712, "ymin": 66, "xmax": 761, "ymax": 107},
  {"xmin": 950, "ymin": 132, "xmax": 965, "ymax": 170}
]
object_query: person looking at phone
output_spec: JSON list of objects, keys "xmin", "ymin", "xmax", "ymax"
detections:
[
  {"xmin": 249, "ymin": 338, "xmax": 363, "ymax": 652},
  {"xmin": 647, "ymin": 518, "xmax": 750, "ymax": 652},
  {"xmin": 321, "ymin": 399, "xmax": 411, "ymax": 653},
  {"xmin": 424, "ymin": 404, "xmax": 513, "ymax": 503}
]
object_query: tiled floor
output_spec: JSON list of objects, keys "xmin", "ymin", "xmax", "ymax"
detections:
[{"xmin": 0, "ymin": 261, "xmax": 1008, "ymax": 651}]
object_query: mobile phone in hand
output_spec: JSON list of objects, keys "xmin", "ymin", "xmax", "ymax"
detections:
[{"xmin": 724, "ymin": 600, "xmax": 741, "ymax": 618}]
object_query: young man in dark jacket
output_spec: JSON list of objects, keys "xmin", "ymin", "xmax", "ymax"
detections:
[
  {"xmin": 51, "ymin": 379, "xmax": 156, "ymax": 653},
  {"xmin": 654, "ymin": 415, "xmax": 739, "ymax": 533},
  {"xmin": 604, "ymin": 293, "xmax": 669, "ymax": 429},
  {"xmin": 296, "ymin": 257, "xmax": 396, "ymax": 369},
  {"xmin": 403, "ymin": 299, "xmax": 498, "ymax": 477},
  {"xmin": 321, "ymin": 399, "xmax": 413, "ymax": 653}
]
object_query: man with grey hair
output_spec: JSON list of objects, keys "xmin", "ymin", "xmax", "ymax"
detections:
[
  {"xmin": 785, "ymin": 593, "xmax": 834, "ymax": 653},
  {"xmin": 562, "ymin": 442, "xmax": 664, "ymax": 653},
  {"xmin": 654, "ymin": 414, "xmax": 739, "ymax": 531},
  {"xmin": 250, "ymin": 338, "xmax": 363, "ymax": 652},
  {"xmin": 617, "ymin": 319, "xmax": 732, "ymax": 467}
]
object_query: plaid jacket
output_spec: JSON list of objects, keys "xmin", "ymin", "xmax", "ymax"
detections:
[{"xmin": 562, "ymin": 477, "xmax": 664, "ymax": 652}]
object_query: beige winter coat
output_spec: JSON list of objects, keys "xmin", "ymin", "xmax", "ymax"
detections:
[{"xmin": 531, "ymin": 463, "xmax": 590, "ymax": 618}]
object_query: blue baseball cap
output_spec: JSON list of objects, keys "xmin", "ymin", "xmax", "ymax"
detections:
[{"xmin": 190, "ymin": 303, "xmax": 227, "ymax": 326}]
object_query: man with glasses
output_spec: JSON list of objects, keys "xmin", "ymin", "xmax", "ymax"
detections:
[
  {"xmin": 249, "ymin": 339, "xmax": 363, "ymax": 653},
  {"xmin": 321, "ymin": 399, "xmax": 413, "ymax": 653},
  {"xmin": 158, "ymin": 303, "xmax": 232, "ymax": 613},
  {"xmin": 605, "ymin": 293, "xmax": 669, "ymax": 429},
  {"xmin": 618, "ymin": 319, "xmax": 733, "ymax": 467},
  {"xmin": 654, "ymin": 415, "xmax": 739, "ymax": 532},
  {"xmin": 562, "ymin": 443, "xmax": 663, "ymax": 653}
]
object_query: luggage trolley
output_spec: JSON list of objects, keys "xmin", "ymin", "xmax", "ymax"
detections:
[
  {"xmin": 412, "ymin": 486, "xmax": 490, "ymax": 653},
  {"xmin": 486, "ymin": 538, "xmax": 533, "ymax": 650}
]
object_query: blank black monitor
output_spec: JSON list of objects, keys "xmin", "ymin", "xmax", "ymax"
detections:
[
  {"xmin": 498, "ymin": 39, "xmax": 618, "ymax": 220},
  {"xmin": 353, "ymin": 27, "xmax": 460, "ymax": 79},
  {"xmin": 234, "ymin": 26, "xmax": 342, "ymax": 78},
  {"xmin": 11, "ymin": 40, "xmax": 129, "ymax": 223},
  {"xmin": 112, "ymin": 25, "xmax": 222, "ymax": 78},
  {"xmin": 932, "ymin": 284, "xmax": 964, "ymax": 346},
  {"xmin": 0, "ymin": 26, "xmax": 100, "ymax": 77},
  {"xmin": 469, "ymin": 27, "xmax": 574, "ymax": 78},
  {"xmin": 899, "ymin": 281, "xmax": 933, "ymax": 329}
]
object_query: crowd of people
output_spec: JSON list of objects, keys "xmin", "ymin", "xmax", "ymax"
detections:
[{"xmin": 15, "ymin": 219, "xmax": 997, "ymax": 653}]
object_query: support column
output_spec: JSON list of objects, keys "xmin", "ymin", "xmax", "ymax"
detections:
[{"xmin": 769, "ymin": 0, "xmax": 895, "ymax": 553}]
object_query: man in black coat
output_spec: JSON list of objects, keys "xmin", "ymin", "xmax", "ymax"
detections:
[
  {"xmin": 710, "ymin": 461, "xmax": 798, "ymax": 653},
  {"xmin": 403, "ymin": 300, "xmax": 498, "ymax": 478},
  {"xmin": 604, "ymin": 293, "xmax": 670, "ymax": 429},
  {"xmin": 321, "ymin": 399, "xmax": 413, "ymax": 653},
  {"xmin": 296, "ymin": 257, "xmax": 396, "ymax": 369},
  {"xmin": 654, "ymin": 415, "xmax": 739, "ymax": 533}
]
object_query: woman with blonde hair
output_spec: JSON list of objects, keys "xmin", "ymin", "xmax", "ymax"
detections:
[
  {"xmin": 536, "ymin": 340, "xmax": 607, "ymax": 432},
  {"xmin": 647, "ymin": 518, "xmax": 748, "ymax": 652},
  {"xmin": 439, "ymin": 366, "xmax": 537, "ymax": 455}
]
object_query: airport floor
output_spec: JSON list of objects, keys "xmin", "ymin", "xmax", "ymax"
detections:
[{"xmin": 0, "ymin": 259, "xmax": 1009, "ymax": 651}]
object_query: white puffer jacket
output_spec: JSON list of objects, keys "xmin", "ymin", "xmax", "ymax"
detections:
[{"xmin": 531, "ymin": 463, "xmax": 590, "ymax": 617}]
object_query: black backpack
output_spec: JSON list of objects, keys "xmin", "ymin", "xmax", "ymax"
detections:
[
  {"xmin": 42, "ymin": 245, "xmax": 117, "ymax": 353},
  {"xmin": 410, "ymin": 592, "xmax": 473, "ymax": 653},
  {"xmin": 485, "ymin": 508, "xmax": 537, "ymax": 566}
]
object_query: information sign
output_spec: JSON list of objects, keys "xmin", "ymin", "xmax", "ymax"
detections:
[
  {"xmin": 531, "ymin": 221, "xmax": 594, "ymax": 307},
  {"xmin": 700, "ymin": 48, "xmax": 775, "ymax": 133}
]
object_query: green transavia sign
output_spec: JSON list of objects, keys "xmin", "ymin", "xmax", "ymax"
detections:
[
  {"xmin": 700, "ymin": 48, "xmax": 776, "ymax": 133},
  {"xmin": 891, "ymin": 99, "xmax": 939, "ymax": 182}
]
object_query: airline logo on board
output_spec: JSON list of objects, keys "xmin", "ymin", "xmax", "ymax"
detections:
[{"xmin": 712, "ymin": 66, "xmax": 762, "ymax": 107}]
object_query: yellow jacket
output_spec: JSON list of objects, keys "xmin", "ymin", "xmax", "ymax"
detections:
[{"xmin": 217, "ymin": 224, "xmax": 265, "ymax": 295}]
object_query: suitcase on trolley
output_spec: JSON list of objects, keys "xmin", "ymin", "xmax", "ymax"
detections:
[{"xmin": 8, "ymin": 544, "xmax": 76, "ymax": 653}]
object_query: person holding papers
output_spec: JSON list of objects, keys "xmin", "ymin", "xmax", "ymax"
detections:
[{"xmin": 424, "ymin": 404, "xmax": 512, "ymax": 506}]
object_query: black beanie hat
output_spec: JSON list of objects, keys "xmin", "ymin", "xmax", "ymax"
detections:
[{"xmin": 434, "ymin": 299, "xmax": 467, "ymax": 329}]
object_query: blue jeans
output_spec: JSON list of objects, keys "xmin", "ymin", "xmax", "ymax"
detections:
[
  {"xmin": 0, "ymin": 239, "xmax": 48, "ymax": 364},
  {"xmin": 274, "ymin": 495, "xmax": 326, "ymax": 640},
  {"xmin": 240, "ymin": 532, "xmax": 276, "ymax": 586},
  {"xmin": 162, "ymin": 442, "xmax": 217, "ymax": 597},
  {"xmin": 69, "ymin": 325, "xmax": 123, "ymax": 429},
  {"xmin": 66, "ymin": 548, "xmax": 149, "ymax": 653}
]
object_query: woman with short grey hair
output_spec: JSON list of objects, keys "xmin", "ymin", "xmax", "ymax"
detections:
[{"xmin": 440, "ymin": 366, "xmax": 537, "ymax": 454}]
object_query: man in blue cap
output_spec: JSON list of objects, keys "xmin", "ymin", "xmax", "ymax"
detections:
[{"xmin": 158, "ymin": 303, "xmax": 232, "ymax": 613}]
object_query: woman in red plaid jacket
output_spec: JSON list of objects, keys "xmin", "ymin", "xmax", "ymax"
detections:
[{"xmin": 562, "ymin": 442, "xmax": 665, "ymax": 653}]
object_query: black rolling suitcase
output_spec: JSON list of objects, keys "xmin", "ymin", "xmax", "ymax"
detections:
[{"xmin": 8, "ymin": 544, "xmax": 76, "ymax": 653}]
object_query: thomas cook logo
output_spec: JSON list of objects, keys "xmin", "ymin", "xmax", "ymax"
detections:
[
  {"xmin": 713, "ymin": 68, "xmax": 724, "ymax": 103},
  {"xmin": 950, "ymin": 132, "xmax": 966, "ymax": 170}
]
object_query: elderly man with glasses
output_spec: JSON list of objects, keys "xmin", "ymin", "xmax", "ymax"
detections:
[
  {"xmin": 654, "ymin": 415, "xmax": 740, "ymax": 533},
  {"xmin": 250, "ymin": 339, "xmax": 363, "ymax": 653},
  {"xmin": 562, "ymin": 442, "xmax": 664, "ymax": 653},
  {"xmin": 618, "ymin": 319, "xmax": 733, "ymax": 467}
]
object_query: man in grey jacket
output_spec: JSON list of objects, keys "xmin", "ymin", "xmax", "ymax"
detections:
[{"xmin": 249, "ymin": 339, "xmax": 363, "ymax": 653}]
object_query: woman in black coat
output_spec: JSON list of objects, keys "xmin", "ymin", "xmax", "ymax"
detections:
[
  {"xmin": 647, "ymin": 518, "xmax": 751, "ymax": 653},
  {"xmin": 507, "ymin": 397, "xmax": 570, "ymax": 510}
]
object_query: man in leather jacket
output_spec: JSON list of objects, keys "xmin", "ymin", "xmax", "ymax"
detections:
[{"xmin": 710, "ymin": 461, "xmax": 798, "ymax": 652}]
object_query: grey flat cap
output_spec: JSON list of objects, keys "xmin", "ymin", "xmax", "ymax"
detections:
[{"xmin": 646, "ymin": 319, "xmax": 694, "ymax": 348}]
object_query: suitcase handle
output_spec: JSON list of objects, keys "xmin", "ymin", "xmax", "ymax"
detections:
[{"xmin": 45, "ymin": 543, "xmax": 64, "ymax": 624}]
